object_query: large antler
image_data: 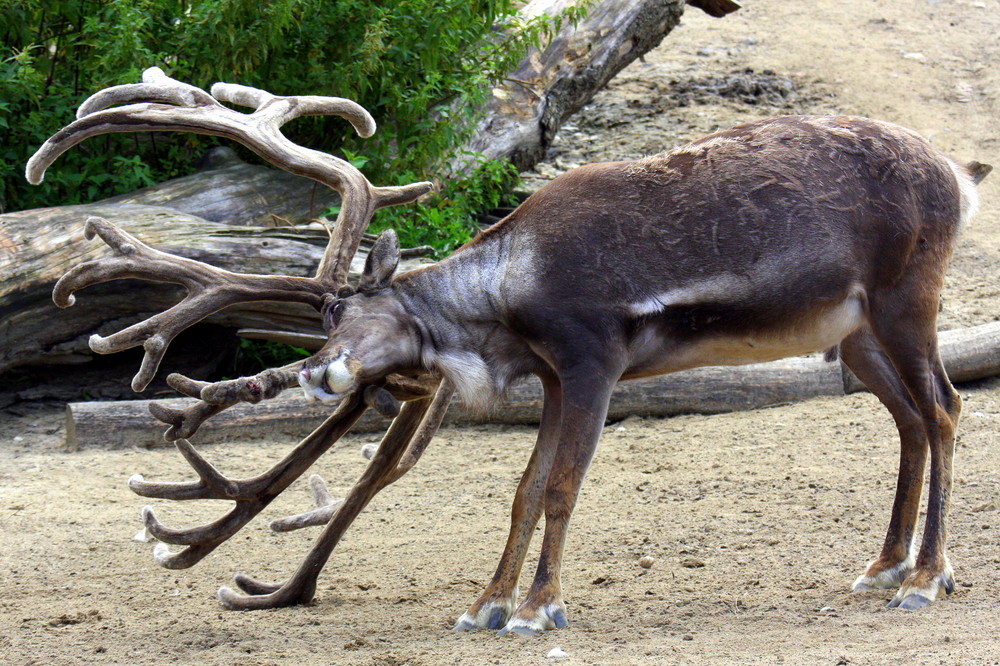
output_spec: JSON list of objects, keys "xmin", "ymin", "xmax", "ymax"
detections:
[
  {"xmin": 29, "ymin": 66, "xmax": 431, "ymax": 286},
  {"xmin": 219, "ymin": 380, "xmax": 455, "ymax": 609},
  {"xmin": 28, "ymin": 69, "xmax": 454, "ymax": 609},
  {"xmin": 28, "ymin": 66, "xmax": 432, "ymax": 391}
]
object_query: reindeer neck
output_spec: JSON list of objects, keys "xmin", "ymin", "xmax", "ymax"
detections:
[
  {"xmin": 397, "ymin": 228, "xmax": 514, "ymax": 333},
  {"xmin": 392, "ymin": 227, "xmax": 527, "ymax": 411}
]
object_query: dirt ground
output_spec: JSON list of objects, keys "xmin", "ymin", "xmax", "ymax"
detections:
[{"xmin": 2, "ymin": 1, "xmax": 1000, "ymax": 664}]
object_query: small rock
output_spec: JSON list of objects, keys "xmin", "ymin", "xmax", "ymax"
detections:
[
  {"xmin": 638, "ymin": 556, "xmax": 655, "ymax": 569},
  {"xmin": 902, "ymin": 52, "xmax": 926, "ymax": 61},
  {"xmin": 547, "ymin": 646, "xmax": 568, "ymax": 659},
  {"xmin": 360, "ymin": 443, "xmax": 379, "ymax": 460},
  {"xmin": 680, "ymin": 557, "xmax": 705, "ymax": 568}
]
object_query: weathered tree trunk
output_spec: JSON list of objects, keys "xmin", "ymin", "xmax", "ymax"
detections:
[
  {"xmin": 99, "ymin": 147, "xmax": 339, "ymax": 227},
  {"xmin": 464, "ymin": 0, "xmax": 739, "ymax": 171},
  {"xmin": 65, "ymin": 322, "xmax": 1000, "ymax": 449},
  {"xmin": 0, "ymin": 198, "xmax": 430, "ymax": 402},
  {"xmin": 1, "ymin": 203, "xmax": 314, "ymax": 372}
]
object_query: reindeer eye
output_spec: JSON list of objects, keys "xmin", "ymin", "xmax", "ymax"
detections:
[{"xmin": 325, "ymin": 301, "xmax": 344, "ymax": 331}]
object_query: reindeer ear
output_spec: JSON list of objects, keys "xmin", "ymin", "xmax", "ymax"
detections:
[{"xmin": 359, "ymin": 229, "xmax": 399, "ymax": 292}]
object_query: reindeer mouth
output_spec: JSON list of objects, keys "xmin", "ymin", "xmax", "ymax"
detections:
[{"xmin": 301, "ymin": 383, "xmax": 346, "ymax": 403}]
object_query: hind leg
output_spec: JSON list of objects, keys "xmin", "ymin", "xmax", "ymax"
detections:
[
  {"xmin": 840, "ymin": 328, "xmax": 927, "ymax": 591},
  {"xmin": 859, "ymin": 293, "xmax": 961, "ymax": 608},
  {"xmin": 887, "ymin": 353, "xmax": 960, "ymax": 608}
]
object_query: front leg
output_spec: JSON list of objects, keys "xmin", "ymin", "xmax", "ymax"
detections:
[
  {"xmin": 498, "ymin": 361, "xmax": 619, "ymax": 636},
  {"xmin": 455, "ymin": 375, "xmax": 562, "ymax": 631}
]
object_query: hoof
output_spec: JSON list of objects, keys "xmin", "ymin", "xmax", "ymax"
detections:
[
  {"xmin": 889, "ymin": 594, "xmax": 932, "ymax": 610},
  {"xmin": 496, "ymin": 602, "xmax": 568, "ymax": 637},
  {"xmin": 453, "ymin": 615, "xmax": 479, "ymax": 632},
  {"xmin": 852, "ymin": 555, "xmax": 914, "ymax": 592},
  {"xmin": 887, "ymin": 564, "xmax": 955, "ymax": 610},
  {"xmin": 488, "ymin": 607, "xmax": 509, "ymax": 630},
  {"xmin": 453, "ymin": 596, "xmax": 517, "ymax": 632}
]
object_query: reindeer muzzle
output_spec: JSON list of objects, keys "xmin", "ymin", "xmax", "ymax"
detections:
[{"xmin": 299, "ymin": 353, "xmax": 356, "ymax": 402}]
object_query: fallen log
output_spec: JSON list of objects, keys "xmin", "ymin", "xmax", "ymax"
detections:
[
  {"xmin": 0, "ymin": 204, "xmax": 430, "ymax": 377},
  {"xmin": 464, "ymin": 0, "xmax": 687, "ymax": 171},
  {"xmin": 99, "ymin": 147, "xmax": 339, "ymax": 227},
  {"xmin": 463, "ymin": 0, "xmax": 740, "ymax": 172},
  {"xmin": 65, "ymin": 321, "xmax": 1000, "ymax": 449}
]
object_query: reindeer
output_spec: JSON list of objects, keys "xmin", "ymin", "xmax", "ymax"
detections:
[{"xmin": 28, "ymin": 68, "xmax": 990, "ymax": 636}]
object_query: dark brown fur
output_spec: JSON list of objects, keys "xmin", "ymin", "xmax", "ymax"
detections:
[{"xmin": 302, "ymin": 115, "xmax": 989, "ymax": 633}]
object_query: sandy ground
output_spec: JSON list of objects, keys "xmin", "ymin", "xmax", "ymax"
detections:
[{"xmin": 2, "ymin": 1, "xmax": 999, "ymax": 664}]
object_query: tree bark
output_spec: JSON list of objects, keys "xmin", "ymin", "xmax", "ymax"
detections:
[
  {"xmin": 464, "ymin": 0, "xmax": 692, "ymax": 171},
  {"xmin": 99, "ymin": 147, "xmax": 339, "ymax": 227},
  {"xmin": 65, "ymin": 322, "xmax": 1000, "ymax": 450},
  {"xmin": 0, "ymin": 201, "xmax": 429, "ymax": 382}
]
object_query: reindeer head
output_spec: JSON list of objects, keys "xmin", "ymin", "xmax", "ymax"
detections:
[{"xmin": 298, "ymin": 230, "xmax": 421, "ymax": 403}]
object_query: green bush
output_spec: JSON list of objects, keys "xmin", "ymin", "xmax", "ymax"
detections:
[{"xmin": 1, "ymin": 0, "xmax": 581, "ymax": 251}]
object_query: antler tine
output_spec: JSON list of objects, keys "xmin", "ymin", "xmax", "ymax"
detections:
[
  {"xmin": 148, "ymin": 365, "xmax": 303, "ymax": 441},
  {"xmin": 131, "ymin": 391, "xmax": 370, "ymax": 569},
  {"xmin": 28, "ymin": 66, "xmax": 432, "ymax": 287},
  {"xmin": 75, "ymin": 66, "xmax": 216, "ymax": 118},
  {"xmin": 210, "ymin": 81, "xmax": 376, "ymax": 138},
  {"xmin": 53, "ymin": 217, "xmax": 325, "ymax": 391},
  {"xmin": 149, "ymin": 368, "xmax": 438, "ymax": 444},
  {"xmin": 26, "ymin": 68, "xmax": 216, "ymax": 186}
]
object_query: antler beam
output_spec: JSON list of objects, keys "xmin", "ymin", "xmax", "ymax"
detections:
[
  {"xmin": 28, "ymin": 67, "xmax": 432, "ymax": 286},
  {"xmin": 270, "ymin": 380, "xmax": 455, "ymax": 532},
  {"xmin": 218, "ymin": 380, "xmax": 453, "ymax": 609}
]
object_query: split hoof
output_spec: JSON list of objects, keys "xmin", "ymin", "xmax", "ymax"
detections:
[
  {"xmin": 496, "ymin": 603, "xmax": 568, "ymax": 637},
  {"xmin": 887, "ymin": 566, "xmax": 955, "ymax": 610},
  {"xmin": 453, "ymin": 597, "xmax": 517, "ymax": 631}
]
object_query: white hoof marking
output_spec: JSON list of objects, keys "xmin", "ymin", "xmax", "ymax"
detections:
[
  {"xmin": 454, "ymin": 593, "xmax": 518, "ymax": 631},
  {"xmin": 852, "ymin": 554, "xmax": 915, "ymax": 592},
  {"xmin": 498, "ymin": 602, "xmax": 567, "ymax": 637}
]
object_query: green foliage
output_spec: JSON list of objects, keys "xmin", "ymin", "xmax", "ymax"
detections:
[
  {"xmin": 2, "ymin": 0, "xmax": 579, "ymax": 250},
  {"xmin": 330, "ymin": 154, "xmax": 520, "ymax": 256},
  {"xmin": 226, "ymin": 338, "xmax": 310, "ymax": 380}
]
